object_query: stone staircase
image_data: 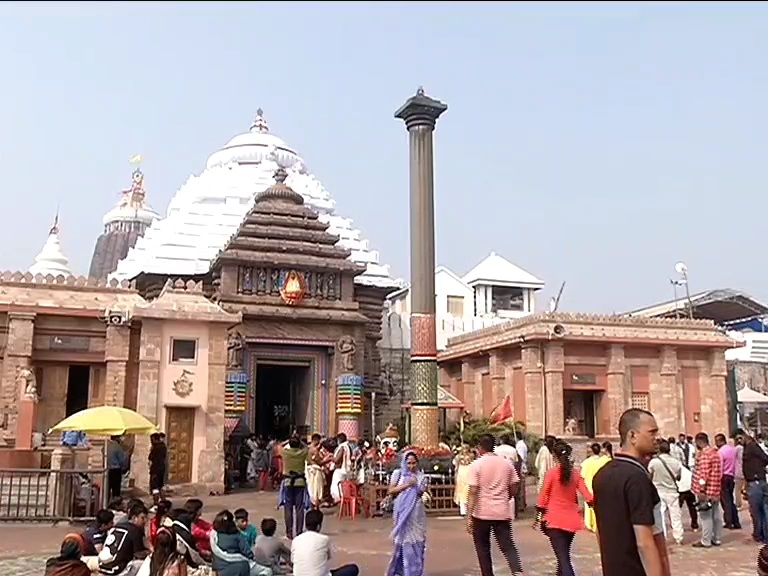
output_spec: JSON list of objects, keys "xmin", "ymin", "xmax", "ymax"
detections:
[{"xmin": 0, "ymin": 472, "xmax": 51, "ymax": 519}]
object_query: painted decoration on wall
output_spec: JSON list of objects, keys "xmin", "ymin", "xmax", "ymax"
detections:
[
  {"xmin": 172, "ymin": 369, "xmax": 194, "ymax": 398},
  {"xmin": 336, "ymin": 374, "xmax": 363, "ymax": 414},
  {"xmin": 225, "ymin": 370, "xmax": 248, "ymax": 412},
  {"xmin": 279, "ymin": 270, "xmax": 307, "ymax": 305}
]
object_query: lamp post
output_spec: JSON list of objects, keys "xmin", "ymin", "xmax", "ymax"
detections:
[{"xmin": 674, "ymin": 262, "xmax": 694, "ymax": 319}]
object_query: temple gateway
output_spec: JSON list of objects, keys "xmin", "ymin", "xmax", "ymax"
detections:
[{"xmin": 0, "ymin": 111, "xmax": 399, "ymax": 493}]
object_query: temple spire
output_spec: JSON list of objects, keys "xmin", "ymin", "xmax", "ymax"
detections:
[{"xmin": 250, "ymin": 108, "xmax": 270, "ymax": 133}]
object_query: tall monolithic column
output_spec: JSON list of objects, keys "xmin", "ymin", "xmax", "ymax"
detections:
[{"xmin": 395, "ymin": 88, "xmax": 447, "ymax": 448}]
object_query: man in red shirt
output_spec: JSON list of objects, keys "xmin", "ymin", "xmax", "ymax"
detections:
[{"xmin": 692, "ymin": 431, "xmax": 723, "ymax": 548}]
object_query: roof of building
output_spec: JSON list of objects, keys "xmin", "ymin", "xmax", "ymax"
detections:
[
  {"xmin": 29, "ymin": 216, "xmax": 72, "ymax": 278},
  {"xmin": 110, "ymin": 109, "xmax": 397, "ymax": 288},
  {"xmin": 133, "ymin": 278, "xmax": 240, "ymax": 324},
  {"xmin": 625, "ymin": 288, "xmax": 768, "ymax": 326},
  {"xmin": 461, "ymin": 252, "xmax": 544, "ymax": 289},
  {"xmin": 439, "ymin": 311, "xmax": 737, "ymax": 361}
]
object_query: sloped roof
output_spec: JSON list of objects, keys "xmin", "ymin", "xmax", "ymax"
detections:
[
  {"xmin": 462, "ymin": 252, "xmax": 544, "ymax": 289},
  {"xmin": 626, "ymin": 289, "xmax": 768, "ymax": 326},
  {"xmin": 738, "ymin": 386, "xmax": 768, "ymax": 404}
]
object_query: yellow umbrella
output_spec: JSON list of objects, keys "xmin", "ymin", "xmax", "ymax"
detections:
[{"xmin": 49, "ymin": 406, "xmax": 158, "ymax": 436}]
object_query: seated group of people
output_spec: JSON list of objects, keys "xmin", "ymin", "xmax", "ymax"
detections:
[{"xmin": 44, "ymin": 496, "xmax": 359, "ymax": 576}]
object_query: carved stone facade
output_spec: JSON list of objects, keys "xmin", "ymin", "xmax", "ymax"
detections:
[
  {"xmin": 208, "ymin": 169, "xmax": 390, "ymax": 440},
  {"xmin": 439, "ymin": 313, "xmax": 735, "ymax": 443}
]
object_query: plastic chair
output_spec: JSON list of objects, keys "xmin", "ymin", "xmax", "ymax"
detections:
[{"xmin": 338, "ymin": 480, "xmax": 365, "ymax": 520}]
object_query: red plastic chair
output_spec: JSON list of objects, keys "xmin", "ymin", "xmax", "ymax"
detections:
[{"xmin": 338, "ymin": 480, "xmax": 367, "ymax": 520}]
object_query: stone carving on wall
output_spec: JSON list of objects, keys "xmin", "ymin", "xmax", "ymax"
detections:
[
  {"xmin": 238, "ymin": 266, "xmax": 341, "ymax": 301},
  {"xmin": 227, "ymin": 331, "xmax": 245, "ymax": 368},
  {"xmin": 172, "ymin": 369, "xmax": 194, "ymax": 398},
  {"xmin": 17, "ymin": 366, "xmax": 37, "ymax": 399},
  {"xmin": 337, "ymin": 336, "xmax": 356, "ymax": 373},
  {"xmin": 280, "ymin": 270, "xmax": 306, "ymax": 305}
]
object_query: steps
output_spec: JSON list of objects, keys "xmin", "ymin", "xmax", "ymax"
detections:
[{"xmin": 0, "ymin": 473, "xmax": 51, "ymax": 519}]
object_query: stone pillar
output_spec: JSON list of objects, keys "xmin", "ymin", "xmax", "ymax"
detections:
[
  {"xmin": 336, "ymin": 374, "xmax": 363, "ymax": 440},
  {"xmin": 15, "ymin": 395, "xmax": 39, "ymax": 450},
  {"xmin": 132, "ymin": 321, "xmax": 162, "ymax": 492},
  {"xmin": 544, "ymin": 342, "xmax": 565, "ymax": 436},
  {"xmin": 104, "ymin": 324, "xmax": 131, "ymax": 407},
  {"xmin": 659, "ymin": 346, "xmax": 680, "ymax": 430},
  {"xmin": 606, "ymin": 344, "xmax": 627, "ymax": 435},
  {"xmin": 1, "ymin": 312, "xmax": 35, "ymax": 440},
  {"xmin": 489, "ymin": 352, "xmax": 507, "ymax": 409},
  {"xmin": 705, "ymin": 349, "xmax": 728, "ymax": 435},
  {"xmin": 395, "ymin": 88, "xmax": 447, "ymax": 448},
  {"xmin": 198, "ymin": 325, "xmax": 227, "ymax": 492},
  {"xmin": 521, "ymin": 345, "xmax": 544, "ymax": 435}
]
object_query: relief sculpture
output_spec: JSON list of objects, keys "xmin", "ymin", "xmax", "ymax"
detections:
[
  {"xmin": 172, "ymin": 369, "xmax": 194, "ymax": 398},
  {"xmin": 227, "ymin": 331, "xmax": 245, "ymax": 368},
  {"xmin": 16, "ymin": 366, "xmax": 37, "ymax": 399},
  {"xmin": 337, "ymin": 335, "xmax": 356, "ymax": 373}
]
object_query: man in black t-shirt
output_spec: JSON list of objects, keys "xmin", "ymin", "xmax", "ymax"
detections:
[
  {"xmin": 98, "ymin": 502, "xmax": 149, "ymax": 575},
  {"xmin": 593, "ymin": 408, "xmax": 668, "ymax": 576}
]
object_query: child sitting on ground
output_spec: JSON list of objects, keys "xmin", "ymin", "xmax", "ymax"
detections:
[
  {"xmin": 234, "ymin": 508, "xmax": 258, "ymax": 548},
  {"xmin": 253, "ymin": 518, "xmax": 291, "ymax": 574}
]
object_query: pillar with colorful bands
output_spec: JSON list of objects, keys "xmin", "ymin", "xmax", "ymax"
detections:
[
  {"xmin": 395, "ymin": 88, "xmax": 447, "ymax": 448},
  {"xmin": 336, "ymin": 373, "xmax": 363, "ymax": 439},
  {"xmin": 224, "ymin": 370, "xmax": 248, "ymax": 436}
]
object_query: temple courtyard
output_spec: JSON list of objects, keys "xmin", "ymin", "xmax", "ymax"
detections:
[{"xmin": 0, "ymin": 491, "xmax": 759, "ymax": 575}]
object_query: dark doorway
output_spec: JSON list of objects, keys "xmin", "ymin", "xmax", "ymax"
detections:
[
  {"xmin": 66, "ymin": 365, "xmax": 90, "ymax": 416},
  {"xmin": 254, "ymin": 363, "xmax": 309, "ymax": 439}
]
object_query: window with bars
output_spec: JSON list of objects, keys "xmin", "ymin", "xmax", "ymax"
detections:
[{"xmin": 631, "ymin": 392, "xmax": 650, "ymax": 411}]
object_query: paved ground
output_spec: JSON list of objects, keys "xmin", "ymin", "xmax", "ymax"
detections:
[{"xmin": 0, "ymin": 490, "xmax": 762, "ymax": 575}]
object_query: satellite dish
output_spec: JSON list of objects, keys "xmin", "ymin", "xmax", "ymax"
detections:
[{"xmin": 674, "ymin": 262, "xmax": 688, "ymax": 275}]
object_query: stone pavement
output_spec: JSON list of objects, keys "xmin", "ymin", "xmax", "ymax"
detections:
[{"xmin": 0, "ymin": 491, "xmax": 762, "ymax": 575}]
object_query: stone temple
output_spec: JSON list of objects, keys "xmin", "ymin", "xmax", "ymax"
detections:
[{"xmin": 0, "ymin": 110, "xmax": 399, "ymax": 493}]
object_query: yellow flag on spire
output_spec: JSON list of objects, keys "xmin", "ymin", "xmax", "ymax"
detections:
[{"xmin": 128, "ymin": 154, "xmax": 142, "ymax": 164}]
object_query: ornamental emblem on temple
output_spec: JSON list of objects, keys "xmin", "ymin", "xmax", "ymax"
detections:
[{"xmin": 279, "ymin": 270, "xmax": 306, "ymax": 305}]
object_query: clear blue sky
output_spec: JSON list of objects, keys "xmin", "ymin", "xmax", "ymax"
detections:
[{"xmin": 1, "ymin": 2, "xmax": 766, "ymax": 312}]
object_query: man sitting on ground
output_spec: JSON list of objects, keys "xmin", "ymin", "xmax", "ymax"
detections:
[
  {"xmin": 254, "ymin": 518, "xmax": 291, "ymax": 574},
  {"xmin": 80, "ymin": 509, "xmax": 115, "ymax": 571},
  {"xmin": 98, "ymin": 502, "xmax": 150, "ymax": 576},
  {"xmin": 291, "ymin": 509, "xmax": 359, "ymax": 576}
]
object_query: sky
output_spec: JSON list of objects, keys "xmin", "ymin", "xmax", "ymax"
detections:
[{"xmin": 1, "ymin": 1, "xmax": 766, "ymax": 313}]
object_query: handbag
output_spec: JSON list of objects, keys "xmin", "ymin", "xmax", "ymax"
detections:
[{"xmin": 654, "ymin": 455, "xmax": 682, "ymax": 493}]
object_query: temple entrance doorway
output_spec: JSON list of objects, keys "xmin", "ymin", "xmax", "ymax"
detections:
[
  {"xmin": 65, "ymin": 364, "xmax": 90, "ymax": 416},
  {"xmin": 254, "ymin": 362, "xmax": 311, "ymax": 439},
  {"xmin": 563, "ymin": 390, "xmax": 597, "ymax": 438}
]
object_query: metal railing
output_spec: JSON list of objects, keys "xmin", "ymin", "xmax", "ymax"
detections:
[{"xmin": 0, "ymin": 468, "xmax": 106, "ymax": 522}]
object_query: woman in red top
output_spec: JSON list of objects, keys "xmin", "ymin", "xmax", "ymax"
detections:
[{"xmin": 534, "ymin": 440, "xmax": 593, "ymax": 576}]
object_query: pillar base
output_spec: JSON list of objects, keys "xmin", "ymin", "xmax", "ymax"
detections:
[
  {"xmin": 337, "ymin": 414, "xmax": 360, "ymax": 440},
  {"xmin": 409, "ymin": 405, "xmax": 439, "ymax": 448}
]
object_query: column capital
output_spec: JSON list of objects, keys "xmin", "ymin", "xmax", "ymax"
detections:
[
  {"xmin": 8, "ymin": 312, "xmax": 36, "ymax": 322},
  {"xmin": 395, "ymin": 88, "xmax": 447, "ymax": 131}
]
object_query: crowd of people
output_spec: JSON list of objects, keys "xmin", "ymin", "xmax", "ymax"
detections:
[{"xmin": 47, "ymin": 410, "xmax": 768, "ymax": 576}]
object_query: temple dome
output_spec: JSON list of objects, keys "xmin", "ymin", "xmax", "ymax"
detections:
[
  {"xmin": 205, "ymin": 109, "xmax": 300, "ymax": 170},
  {"xmin": 29, "ymin": 217, "xmax": 72, "ymax": 277},
  {"xmin": 111, "ymin": 109, "xmax": 398, "ymax": 288}
]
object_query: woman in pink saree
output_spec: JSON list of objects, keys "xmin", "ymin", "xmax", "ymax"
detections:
[{"xmin": 386, "ymin": 451, "xmax": 428, "ymax": 576}]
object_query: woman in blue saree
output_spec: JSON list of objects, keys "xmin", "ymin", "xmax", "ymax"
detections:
[{"xmin": 386, "ymin": 451, "xmax": 428, "ymax": 576}]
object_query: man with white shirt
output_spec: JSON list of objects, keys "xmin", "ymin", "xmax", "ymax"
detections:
[
  {"xmin": 291, "ymin": 509, "xmax": 358, "ymax": 576},
  {"xmin": 515, "ymin": 435, "xmax": 528, "ymax": 515},
  {"xmin": 494, "ymin": 434, "xmax": 520, "ymax": 518},
  {"xmin": 330, "ymin": 433, "xmax": 352, "ymax": 504}
]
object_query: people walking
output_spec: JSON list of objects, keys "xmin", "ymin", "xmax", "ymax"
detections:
[
  {"xmin": 534, "ymin": 440, "xmax": 591, "ymax": 576},
  {"xmin": 691, "ymin": 432, "xmax": 723, "ymax": 548},
  {"xmin": 592, "ymin": 408, "xmax": 668, "ymax": 576},
  {"xmin": 386, "ymin": 451, "xmax": 428, "ymax": 576},
  {"xmin": 580, "ymin": 443, "xmax": 610, "ymax": 533},
  {"xmin": 535, "ymin": 436, "xmax": 556, "ymax": 493},
  {"xmin": 715, "ymin": 433, "xmax": 741, "ymax": 530},
  {"xmin": 735, "ymin": 428, "xmax": 768, "ymax": 543},
  {"xmin": 453, "ymin": 444, "xmax": 474, "ymax": 517},
  {"xmin": 467, "ymin": 433, "xmax": 525, "ymax": 576},
  {"xmin": 648, "ymin": 439, "xmax": 684, "ymax": 545}
]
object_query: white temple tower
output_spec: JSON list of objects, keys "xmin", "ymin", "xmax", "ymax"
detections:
[{"xmin": 29, "ymin": 214, "xmax": 72, "ymax": 277}]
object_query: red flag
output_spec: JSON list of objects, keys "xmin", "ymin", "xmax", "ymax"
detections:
[{"xmin": 490, "ymin": 395, "xmax": 513, "ymax": 424}]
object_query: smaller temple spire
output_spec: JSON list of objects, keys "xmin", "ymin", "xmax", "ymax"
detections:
[
  {"xmin": 250, "ymin": 108, "xmax": 270, "ymax": 133},
  {"xmin": 30, "ymin": 213, "xmax": 72, "ymax": 277}
]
